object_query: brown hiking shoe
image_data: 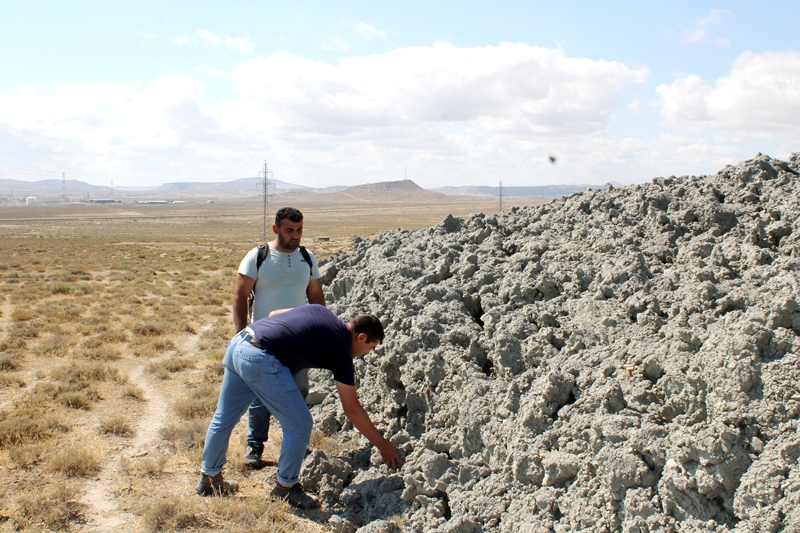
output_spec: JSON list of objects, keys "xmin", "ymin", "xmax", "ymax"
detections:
[
  {"xmin": 195, "ymin": 473, "xmax": 239, "ymax": 497},
  {"xmin": 269, "ymin": 482, "xmax": 319, "ymax": 510}
]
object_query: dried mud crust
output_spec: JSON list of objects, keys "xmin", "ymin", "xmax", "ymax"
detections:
[{"xmin": 307, "ymin": 153, "xmax": 800, "ymax": 532}]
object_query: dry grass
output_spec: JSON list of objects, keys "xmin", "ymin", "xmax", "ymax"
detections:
[
  {"xmin": 0, "ymin": 197, "xmax": 537, "ymax": 532},
  {"xmin": 100, "ymin": 415, "xmax": 135, "ymax": 437},
  {"xmin": 47, "ymin": 444, "xmax": 104, "ymax": 476},
  {"xmin": 11, "ymin": 481, "xmax": 85, "ymax": 530}
]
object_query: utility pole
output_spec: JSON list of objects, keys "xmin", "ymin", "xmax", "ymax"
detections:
[
  {"xmin": 61, "ymin": 171, "xmax": 67, "ymax": 202},
  {"xmin": 498, "ymin": 179, "xmax": 503, "ymax": 211},
  {"xmin": 260, "ymin": 161, "xmax": 272, "ymax": 242}
]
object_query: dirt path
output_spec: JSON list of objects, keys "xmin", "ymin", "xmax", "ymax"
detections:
[{"xmin": 76, "ymin": 356, "xmax": 172, "ymax": 532}]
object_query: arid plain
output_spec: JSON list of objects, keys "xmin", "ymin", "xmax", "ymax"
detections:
[{"xmin": 0, "ymin": 195, "xmax": 544, "ymax": 532}]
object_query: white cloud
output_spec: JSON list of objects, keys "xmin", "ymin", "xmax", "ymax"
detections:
[
  {"xmin": 7, "ymin": 42, "xmax": 787, "ymax": 189},
  {"xmin": 169, "ymin": 30, "xmax": 255, "ymax": 54},
  {"xmin": 229, "ymin": 42, "xmax": 648, "ymax": 136},
  {"xmin": 322, "ymin": 34, "xmax": 351, "ymax": 52},
  {"xmin": 134, "ymin": 30, "xmax": 157, "ymax": 43},
  {"xmin": 197, "ymin": 29, "xmax": 255, "ymax": 54},
  {"xmin": 356, "ymin": 22, "xmax": 388, "ymax": 41},
  {"xmin": 657, "ymin": 50, "xmax": 800, "ymax": 139},
  {"xmin": 170, "ymin": 34, "xmax": 192, "ymax": 46},
  {"xmin": 680, "ymin": 9, "xmax": 731, "ymax": 46}
]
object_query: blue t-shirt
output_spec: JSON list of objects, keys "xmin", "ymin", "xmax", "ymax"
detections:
[{"xmin": 248, "ymin": 304, "xmax": 355, "ymax": 386}]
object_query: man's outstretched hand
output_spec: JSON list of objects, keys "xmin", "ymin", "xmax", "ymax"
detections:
[{"xmin": 379, "ymin": 441, "xmax": 404, "ymax": 470}]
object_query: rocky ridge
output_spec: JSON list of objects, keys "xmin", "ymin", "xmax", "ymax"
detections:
[{"xmin": 304, "ymin": 153, "xmax": 800, "ymax": 533}]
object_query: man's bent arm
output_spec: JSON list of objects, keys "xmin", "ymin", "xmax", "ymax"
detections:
[
  {"xmin": 306, "ymin": 279, "xmax": 326, "ymax": 306},
  {"xmin": 336, "ymin": 381, "xmax": 403, "ymax": 469},
  {"xmin": 232, "ymin": 273, "xmax": 256, "ymax": 332}
]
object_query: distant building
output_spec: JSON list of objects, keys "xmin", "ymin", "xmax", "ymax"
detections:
[
  {"xmin": 25, "ymin": 196, "xmax": 37, "ymax": 205},
  {"xmin": 87, "ymin": 199, "xmax": 121, "ymax": 204}
]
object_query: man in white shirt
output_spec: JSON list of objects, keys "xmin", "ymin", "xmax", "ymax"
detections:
[{"xmin": 231, "ymin": 207, "xmax": 325, "ymax": 466}]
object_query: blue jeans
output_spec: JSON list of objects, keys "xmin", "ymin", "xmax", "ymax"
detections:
[
  {"xmin": 201, "ymin": 330, "xmax": 313, "ymax": 487},
  {"xmin": 247, "ymin": 368, "xmax": 309, "ymax": 448}
]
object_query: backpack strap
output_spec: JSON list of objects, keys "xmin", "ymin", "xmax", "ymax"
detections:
[
  {"xmin": 255, "ymin": 243, "xmax": 269, "ymax": 270},
  {"xmin": 299, "ymin": 246, "xmax": 313, "ymax": 275}
]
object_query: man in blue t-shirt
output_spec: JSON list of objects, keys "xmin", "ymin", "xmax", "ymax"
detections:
[{"xmin": 196, "ymin": 305, "xmax": 403, "ymax": 509}]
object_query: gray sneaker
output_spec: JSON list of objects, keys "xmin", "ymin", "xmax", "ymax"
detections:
[
  {"xmin": 195, "ymin": 473, "xmax": 239, "ymax": 497},
  {"xmin": 243, "ymin": 444, "xmax": 263, "ymax": 467},
  {"xmin": 269, "ymin": 482, "xmax": 319, "ymax": 510}
]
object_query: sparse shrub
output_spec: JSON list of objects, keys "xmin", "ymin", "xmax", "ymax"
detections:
[
  {"xmin": 161, "ymin": 419, "xmax": 207, "ymax": 450},
  {"xmin": 151, "ymin": 338, "xmax": 177, "ymax": 351},
  {"xmin": 48, "ymin": 444, "xmax": 102, "ymax": 476},
  {"xmin": 148, "ymin": 366, "xmax": 171, "ymax": 380},
  {"xmin": 58, "ymin": 390, "xmax": 94, "ymax": 410},
  {"xmin": 123, "ymin": 383, "xmax": 146, "ymax": 401},
  {"xmin": 0, "ymin": 408, "xmax": 66, "ymax": 447},
  {"xmin": 121, "ymin": 454, "xmax": 167, "ymax": 477},
  {"xmin": 204, "ymin": 278, "xmax": 222, "ymax": 290},
  {"xmin": 163, "ymin": 356, "xmax": 195, "ymax": 373},
  {"xmin": 205, "ymin": 350, "xmax": 224, "ymax": 362},
  {"xmin": 79, "ymin": 345, "xmax": 123, "ymax": 361},
  {"xmin": 199, "ymin": 321, "xmax": 233, "ymax": 351},
  {"xmin": 0, "ymin": 373, "xmax": 26, "ymax": 388},
  {"xmin": 39, "ymin": 333, "xmax": 75, "ymax": 357},
  {"xmin": 51, "ymin": 361, "xmax": 119, "ymax": 383},
  {"xmin": 11, "ymin": 308, "xmax": 34, "ymax": 321},
  {"xmin": 81, "ymin": 336, "xmax": 103, "ymax": 350},
  {"xmin": 2, "ymin": 270, "xmax": 23, "ymax": 280},
  {"xmin": 203, "ymin": 364, "xmax": 224, "ymax": 380},
  {"xmin": 141, "ymin": 495, "xmax": 211, "ymax": 531},
  {"xmin": 204, "ymin": 497, "xmax": 297, "ymax": 531},
  {"xmin": 174, "ymin": 382, "xmax": 219, "ymax": 420},
  {"xmin": 100, "ymin": 416, "xmax": 134, "ymax": 436},
  {"xmin": 13, "ymin": 481, "xmax": 83, "ymax": 530},
  {"xmin": 104, "ymin": 329, "xmax": 130, "ymax": 343},
  {"xmin": 0, "ymin": 354, "xmax": 20, "ymax": 371},
  {"xmin": 15, "ymin": 321, "xmax": 40, "ymax": 339},
  {"xmin": 146, "ymin": 355, "xmax": 192, "ymax": 378},
  {"xmin": 7, "ymin": 442, "xmax": 44, "ymax": 468},
  {"xmin": 133, "ymin": 321, "xmax": 168, "ymax": 337},
  {"xmin": 75, "ymin": 282, "xmax": 93, "ymax": 294},
  {"xmin": 0, "ymin": 337, "xmax": 27, "ymax": 350},
  {"xmin": 132, "ymin": 339, "xmax": 160, "ymax": 357},
  {"xmin": 309, "ymin": 428, "xmax": 340, "ymax": 455},
  {"xmin": 47, "ymin": 281, "xmax": 75, "ymax": 294}
]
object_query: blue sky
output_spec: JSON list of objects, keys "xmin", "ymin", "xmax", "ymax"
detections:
[{"xmin": 1, "ymin": 1, "xmax": 799, "ymax": 189}]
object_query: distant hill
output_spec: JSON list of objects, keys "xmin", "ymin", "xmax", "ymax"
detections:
[
  {"xmin": 271, "ymin": 179, "xmax": 451, "ymax": 204},
  {"xmin": 0, "ymin": 178, "xmax": 113, "ymax": 197},
  {"xmin": 334, "ymin": 179, "xmax": 448, "ymax": 202},
  {"xmin": 0, "ymin": 175, "xmax": 614, "ymax": 202},
  {"xmin": 432, "ymin": 184, "xmax": 615, "ymax": 198},
  {"xmin": 155, "ymin": 177, "xmax": 309, "ymax": 193}
]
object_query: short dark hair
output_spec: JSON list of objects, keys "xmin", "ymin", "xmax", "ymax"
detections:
[
  {"xmin": 350, "ymin": 315, "xmax": 385, "ymax": 344},
  {"xmin": 275, "ymin": 207, "xmax": 303, "ymax": 226}
]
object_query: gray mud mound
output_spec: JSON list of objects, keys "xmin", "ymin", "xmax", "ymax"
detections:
[{"xmin": 306, "ymin": 153, "xmax": 800, "ymax": 533}]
